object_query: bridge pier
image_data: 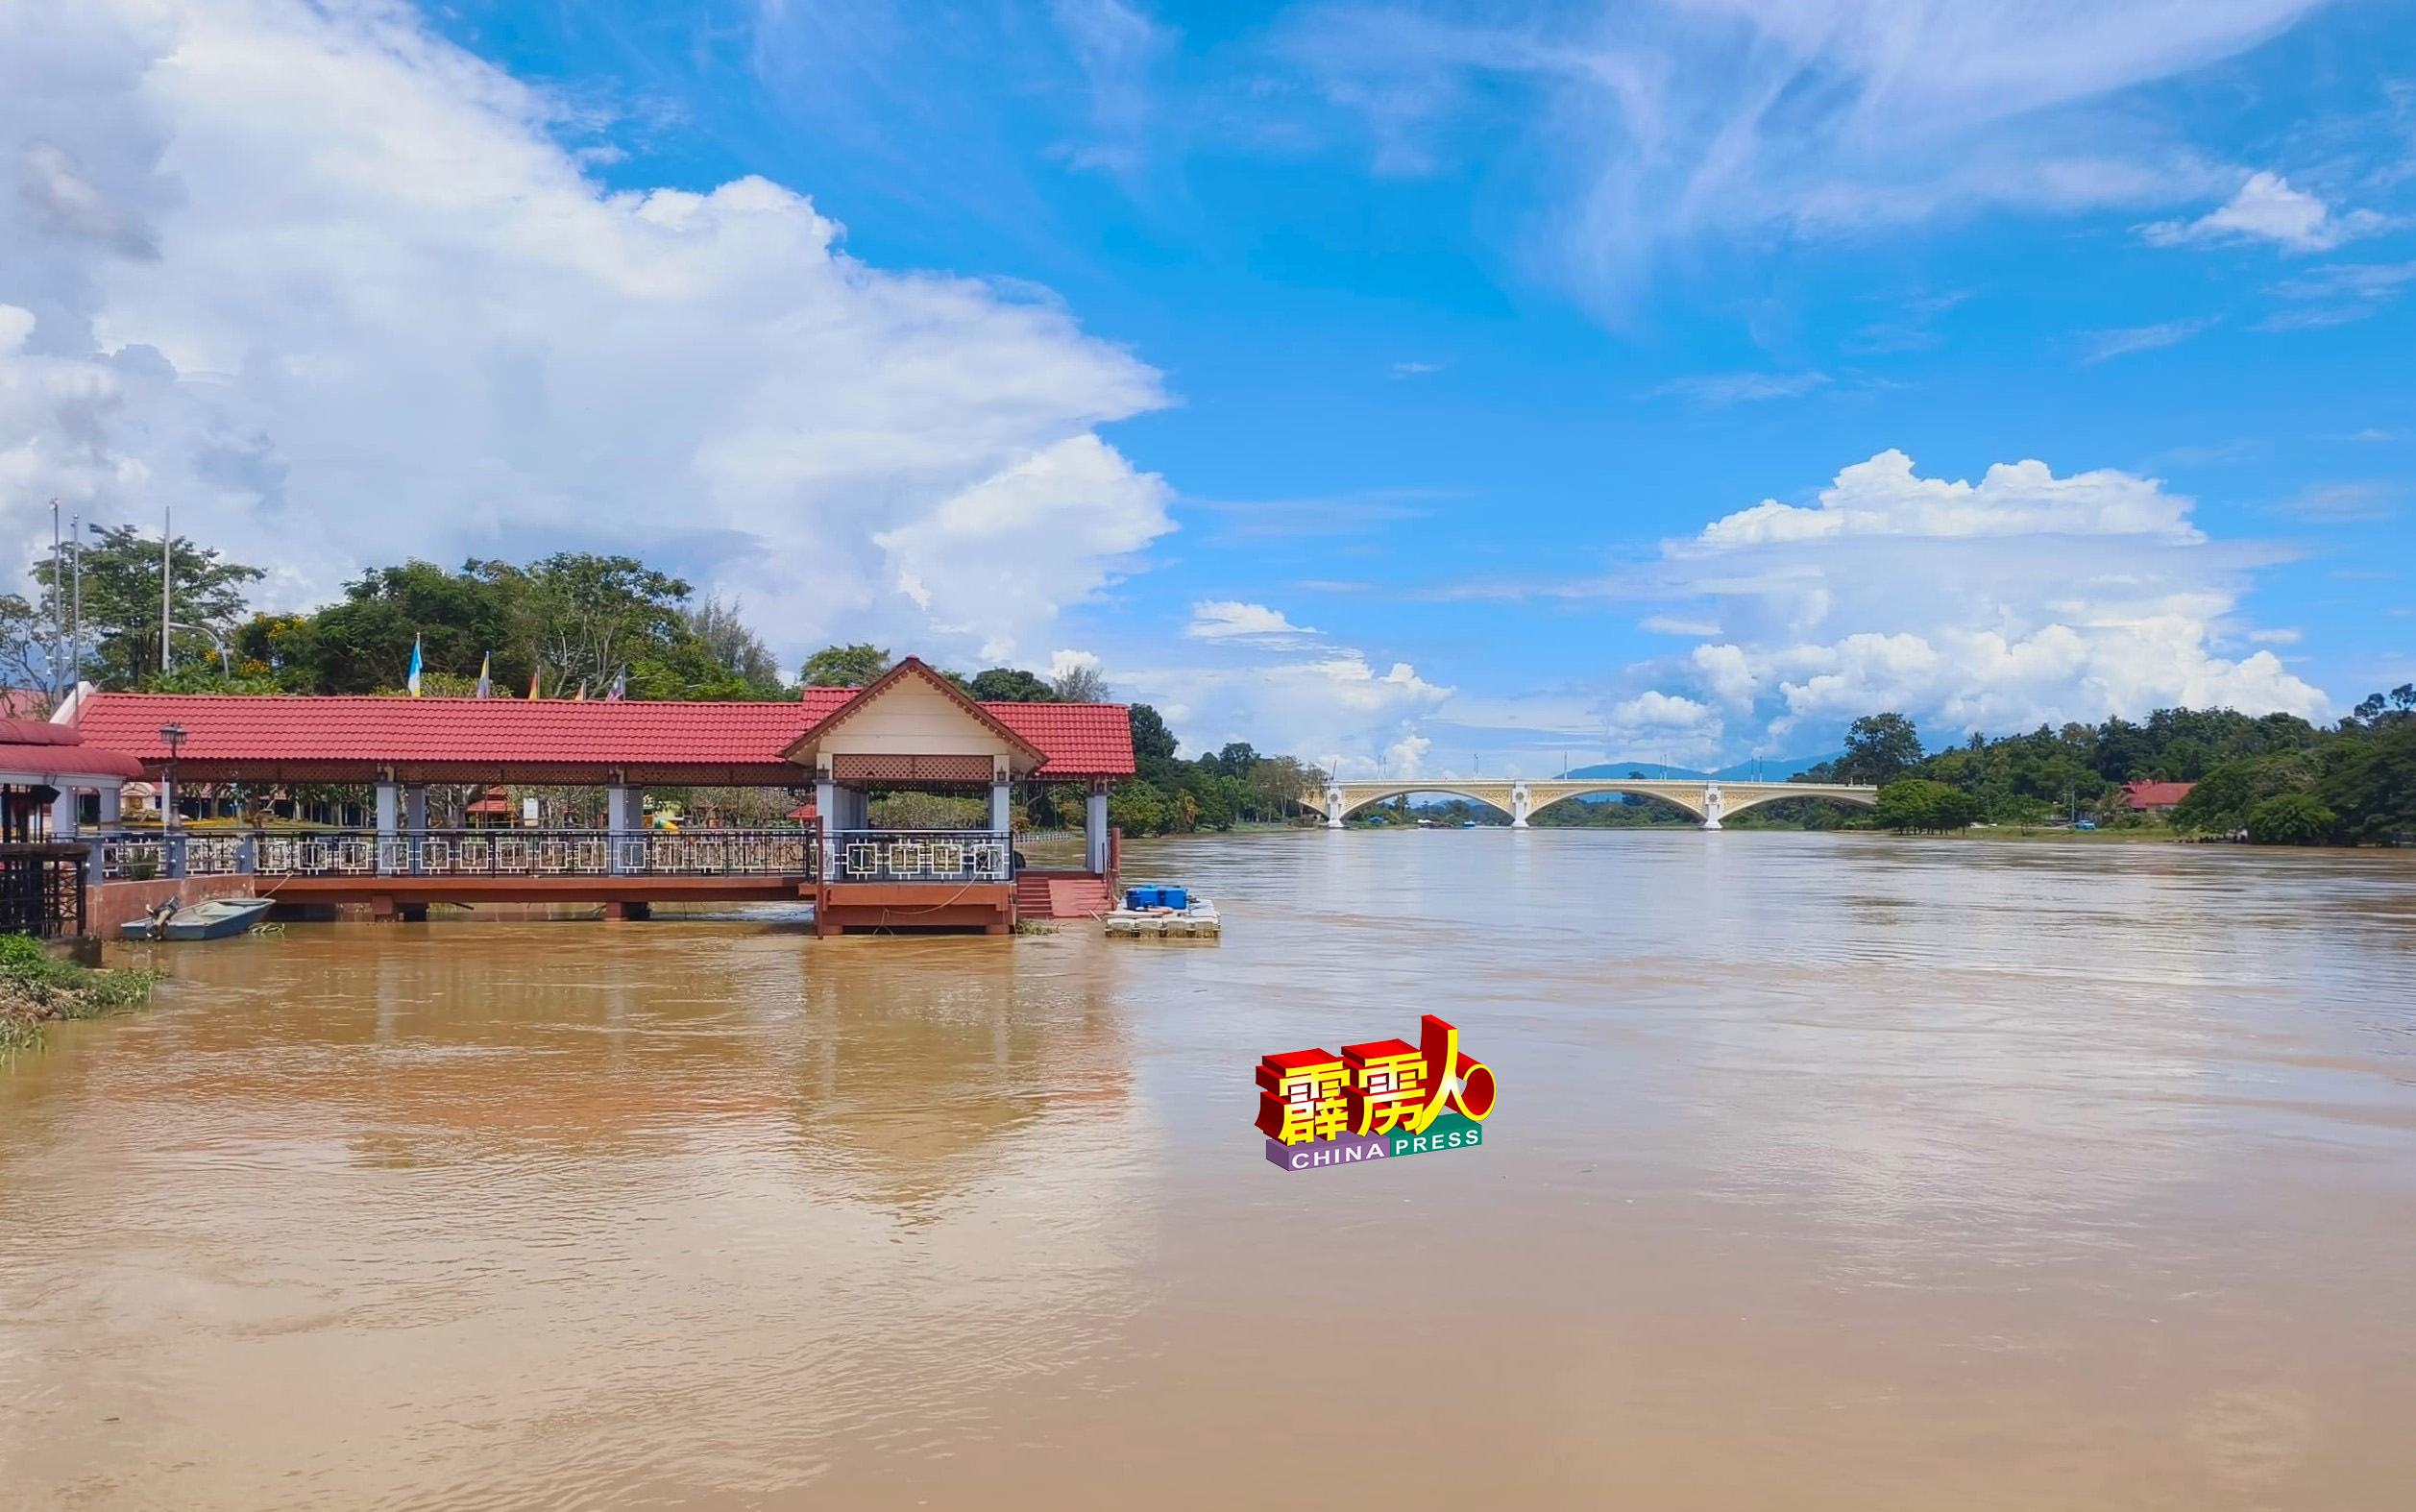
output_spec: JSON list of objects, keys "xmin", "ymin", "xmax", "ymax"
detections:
[
  {"xmin": 1511, "ymin": 782, "xmax": 1530, "ymax": 829},
  {"xmin": 1324, "ymin": 786, "xmax": 1345, "ymax": 830},
  {"xmin": 1701, "ymin": 781, "xmax": 1723, "ymax": 831}
]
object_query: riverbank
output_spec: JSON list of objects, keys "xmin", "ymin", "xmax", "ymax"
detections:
[{"xmin": 0, "ymin": 937, "xmax": 161, "ymax": 1057}]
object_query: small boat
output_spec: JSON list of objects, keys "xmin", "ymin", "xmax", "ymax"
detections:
[{"xmin": 122, "ymin": 897, "xmax": 276, "ymax": 941}]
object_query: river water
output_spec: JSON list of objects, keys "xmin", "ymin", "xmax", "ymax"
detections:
[{"xmin": 3, "ymin": 831, "xmax": 2413, "ymax": 1510}]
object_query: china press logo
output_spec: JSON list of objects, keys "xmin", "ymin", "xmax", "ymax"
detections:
[{"xmin": 1256, "ymin": 1014, "xmax": 1498, "ymax": 1172}]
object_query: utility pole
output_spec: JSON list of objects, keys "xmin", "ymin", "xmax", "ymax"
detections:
[
  {"xmin": 49, "ymin": 500, "xmax": 61, "ymax": 706},
  {"xmin": 69, "ymin": 515, "xmax": 82, "ymax": 696},
  {"xmin": 160, "ymin": 506, "xmax": 172, "ymax": 677}
]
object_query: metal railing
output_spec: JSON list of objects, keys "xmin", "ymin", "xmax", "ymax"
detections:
[
  {"xmin": 87, "ymin": 828, "xmax": 817, "ymax": 882},
  {"xmin": 820, "ymin": 829, "xmax": 1011, "ymax": 884}
]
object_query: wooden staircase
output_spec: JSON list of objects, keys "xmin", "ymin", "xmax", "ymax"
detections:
[{"xmin": 1013, "ymin": 870, "xmax": 1115, "ymax": 921}]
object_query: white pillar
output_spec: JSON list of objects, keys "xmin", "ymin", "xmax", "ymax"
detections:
[
  {"xmin": 1086, "ymin": 786, "xmax": 1109, "ymax": 873},
  {"xmin": 607, "ymin": 784, "xmax": 636, "ymax": 874},
  {"xmin": 99, "ymin": 785, "xmax": 121, "ymax": 824},
  {"xmin": 376, "ymin": 781, "xmax": 400, "ymax": 873},
  {"xmin": 50, "ymin": 788, "xmax": 77, "ymax": 840},
  {"xmin": 1510, "ymin": 782, "xmax": 1530, "ymax": 829},
  {"xmin": 1324, "ymin": 786, "xmax": 1346, "ymax": 829},
  {"xmin": 404, "ymin": 785, "xmax": 427, "ymax": 874},
  {"xmin": 1701, "ymin": 782, "xmax": 1724, "ymax": 832},
  {"xmin": 990, "ymin": 779, "xmax": 1012, "ymax": 837}
]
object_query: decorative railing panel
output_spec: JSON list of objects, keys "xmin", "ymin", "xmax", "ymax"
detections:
[
  {"xmin": 88, "ymin": 829, "xmax": 816, "ymax": 882},
  {"xmin": 820, "ymin": 829, "xmax": 1011, "ymax": 884}
]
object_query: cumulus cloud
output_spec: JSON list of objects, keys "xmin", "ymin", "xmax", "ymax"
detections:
[
  {"xmin": 1611, "ymin": 449, "xmax": 2329, "ymax": 750},
  {"xmin": 0, "ymin": 0, "xmax": 1174, "ymax": 664},
  {"xmin": 2142, "ymin": 171, "xmax": 2387, "ymax": 253},
  {"xmin": 1117, "ymin": 649, "xmax": 1450, "ymax": 773},
  {"xmin": 1184, "ymin": 599, "xmax": 1319, "ymax": 641}
]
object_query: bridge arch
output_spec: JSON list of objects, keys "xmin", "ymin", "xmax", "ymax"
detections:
[
  {"xmin": 1313, "ymin": 784, "xmax": 1517, "ymax": 821},
  {"xmin": 1715, "ymin": 786, "xmax": 1880, "ymax": 818},
  {"xmin": 1522, "ymin": 783, "xmax": 1708, "ymax": 822}
]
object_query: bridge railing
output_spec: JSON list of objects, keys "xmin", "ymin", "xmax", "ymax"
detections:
[
  {"xmin": 820, "ymin": 829, "xmax": 1012, "ymax": 885},
  {"xmin": 86, "ymin": 828, "xmax": 818, "ymax": 882}
]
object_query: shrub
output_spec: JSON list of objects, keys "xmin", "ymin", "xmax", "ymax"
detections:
[{"xmin": 2244, "ymin": 793, "xmax": 2337, "ymax": 846}]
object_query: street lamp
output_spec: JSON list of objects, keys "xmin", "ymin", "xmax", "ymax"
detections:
[{"xmin": 159, "ymin": 722, "xmax": 186, "ymax": 833}]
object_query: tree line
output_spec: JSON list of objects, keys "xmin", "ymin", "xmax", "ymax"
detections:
[
  {"xmin": 1792, "ymin": 695, "xmax": 2416, "ymax": 844},
  {"xmin": 1, "ymin": 532, "xmax": 1325, "ymax": 834}
]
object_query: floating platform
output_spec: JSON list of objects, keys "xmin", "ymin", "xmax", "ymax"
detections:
[{"xmin": 1103, "ymin": 897, "xmax": 1221, "ymax": 939}]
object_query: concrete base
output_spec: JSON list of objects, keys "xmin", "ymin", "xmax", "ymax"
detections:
[
  {"xmin": 602, "ymin": 900, "xmax": 652, "ymax": 921},
  {"xmin": 87, "ymin": 875, "xmax": 257, "ymax": 938},
  {"xmin": 813, "ymin": 883, "xmax": 1013, "ymax": 937}
]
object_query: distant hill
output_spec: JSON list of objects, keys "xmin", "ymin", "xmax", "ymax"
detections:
[{"xmin": 1565, "ymin": 751, "xmax": 1841, "ymax": 783}]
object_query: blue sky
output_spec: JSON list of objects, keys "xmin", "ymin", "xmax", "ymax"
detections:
[{"xmin": 3, "ymin": 1, "xmax": 2412, "ymax": 773}]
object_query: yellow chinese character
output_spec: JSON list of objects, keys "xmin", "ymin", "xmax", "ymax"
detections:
[{"xmin": 1256, "ymin": 1050, "xmax": 1351, "ymax": 1144}]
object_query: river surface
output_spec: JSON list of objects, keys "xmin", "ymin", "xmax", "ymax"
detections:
[{"xmin": 4, "ymin": 831, "xmax": 2414, "ymax": 1510}]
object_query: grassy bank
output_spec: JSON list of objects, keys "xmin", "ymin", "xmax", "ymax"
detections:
[{"xmin": 0, "ymin": 936, "xmax": 162, "ymax": 1058}]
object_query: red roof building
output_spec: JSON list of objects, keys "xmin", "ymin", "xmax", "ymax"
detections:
[
  {"xmin": 2121, "ymin": 780, "xmax": 2196, "ymax": 813},
  {"xmin": 71, "ymin": 679, "xmax": 1135, "ymax": 787}
]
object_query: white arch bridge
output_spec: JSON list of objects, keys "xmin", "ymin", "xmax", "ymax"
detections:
[{"xmin": 1305, "ymin": 777, "xmax": 1879, "ymax": 830}]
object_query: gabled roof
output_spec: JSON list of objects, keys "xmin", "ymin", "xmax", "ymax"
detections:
[
  {"xmin": 781, "ymin": 657, "xmax": 1047, "ymax": 770},
  {"xmin": 2121, "ymin": 780, "xmax": 2196, "ymax": 809}
]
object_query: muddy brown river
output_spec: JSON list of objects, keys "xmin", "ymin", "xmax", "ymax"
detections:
[{"xmin": 4, "ymin": 830, "xmax": 2413, "ymax": 1509}]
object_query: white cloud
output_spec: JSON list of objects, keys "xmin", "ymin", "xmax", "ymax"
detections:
[
  {"xmin": 1116, "ymin": 649, "xmax": 1451, "ymax": 772},
  {"xmin": 1284, "ymin": 0, "xmax": 2313, "ymax": 300},
  {"xmin": 0, "ymin": 0, "xmax": 1174, "ymax": 665},
  {"xmin": 1048, "ymin": 647, "xmax": 1101, "ymax": 678},
  {"xmin": 1640, "ymin": 614, "xmax": 1719, "ymax": 636},
  {"xmin": 1651, "ymin": 371, "xmax": 1830, "ymax": 406},
  {"xmin": 1609, "ymin": 449, "xmax": 2329, "ymax": 750},
  {"xmin": 2142, "ymin": 171, "xmax": 2387, "ymax": 253},
  {"xmin": 2081, "ymin": 316, "xmax": 2216, "ymax": 363},
  {"xmin": 1184, "ymin": 599, "xmax": 1319, "ymax": 641}
]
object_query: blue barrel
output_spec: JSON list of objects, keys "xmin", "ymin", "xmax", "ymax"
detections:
[
  {"xmin": 1125, "ymin": 886, "xmax": 1160, "ymax": 910},
  {"xmin": 1159, "ymin": 886, "xmax": 1187, "ymax": 910}
]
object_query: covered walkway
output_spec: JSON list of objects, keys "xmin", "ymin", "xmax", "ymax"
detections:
[{"xmin": 63, "ymin": 664, "xmax": 1134, "ymax": 929}]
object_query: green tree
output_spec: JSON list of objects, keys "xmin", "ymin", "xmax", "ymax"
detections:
[
  {"xmin": 1050, "ymin": 662, "xmax": 1109, "ymax": 702},
  {"xmin": 1873, "ymin": 778, "xmax": 1976, "ymax": 833},
  {"xmin": 968, "ymin": 667, "xmax": 1056, "ymax": 702},
  {"xmin": 2245, "ymin": 793, "xmax": 2337, "ymax": 845},
  {"xmin": 2170, "ymin": 752, "xmax": 2317, "ymax": 834},
  {"xmin": 34, "ymin": 524, "xmax": 264, "ymax": 688},
  {"xmin": 1128, "ymin": 703, "xmax": 1178, "ymax": 766},
  {"xmin": 1838, "ymin": 713, "xmax": 1924, "ymax": 785},
  {"xmin": 514, "ymin": 553, "xmax": 691, "ymax": 697},
  {"xmin": 800, "ymin": 644, "xmax": 891, "ymax": 687},
  {"xmin": 2319, "ymin": 720, "xmax": 2416, "ymax": 844},
  {"xmin": 0, "ymin": 594, "xmax": 53, "ymax": 708}
]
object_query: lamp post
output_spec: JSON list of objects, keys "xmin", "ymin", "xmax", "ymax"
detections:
[{"xmin": 159, "ymin": 722, "xmax": 186, "ymax": 833}]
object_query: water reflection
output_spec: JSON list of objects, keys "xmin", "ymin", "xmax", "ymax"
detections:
[{"xmin": 2, "ymin": 836, "xmax": 2412, "ymax": 1510}]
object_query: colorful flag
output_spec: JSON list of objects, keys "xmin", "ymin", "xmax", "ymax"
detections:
[
  {"xmin": 476, "ymin": 651, "xmax": 492, "ymax": 698},
  {"xmin": 527, "ymin": 667, "xmax": 542, "ymax": 699},
  {"xmin": 406, "ymin": 633, "xmax": 423, "ymax": 697},
  {"xmin": 573, "ymin": 682, "xmax": 588, "ymax": 701},
  {"xmin": 606, "ymin": 666, "xmax": 626, "ymax": 700}
]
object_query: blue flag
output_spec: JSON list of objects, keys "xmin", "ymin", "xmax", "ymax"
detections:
[
  {"xmin": 406, "ymin": 634, "xmax": 423, "ymax": 697},
  {"xmin": 476, "ymin": 650, "xmax": 492, "ymax": 698},
  {"xmin": 606, "ymin": 666, "xmax": 626, "ymax": 700}
]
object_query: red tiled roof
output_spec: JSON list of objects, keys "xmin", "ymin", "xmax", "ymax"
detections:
[
  {"xmin": 0, "ymin": 742, "xmax": 145, "ymax": 782},
  {"xmin": 71, "ymin": 691, "xmax": 1134, "ymax": 784},
  {"xmin": 2121, "ymin": 780, "xmax": 2196, "ymax": 810}
]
